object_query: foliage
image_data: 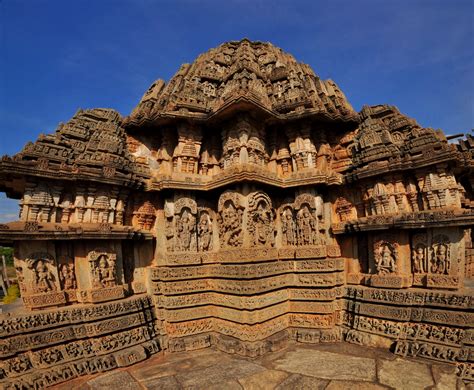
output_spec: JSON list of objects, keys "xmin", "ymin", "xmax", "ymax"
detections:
[
  {"xmin": 0, "ymin": 246, "xmax": 13, "ymax": 266},
  {"xmin": 2, "ymin": 283, "xmax": 20, "ymax": 304}
]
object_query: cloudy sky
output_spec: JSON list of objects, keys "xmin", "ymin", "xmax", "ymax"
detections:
[{"xmin": 0, "ymin": 0, "xmax": 473, "ymax": 221}]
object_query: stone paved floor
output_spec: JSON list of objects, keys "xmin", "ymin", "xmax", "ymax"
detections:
[{"xmin": 53, "ymin": 342, "xmax": 468, "ymax": 390}]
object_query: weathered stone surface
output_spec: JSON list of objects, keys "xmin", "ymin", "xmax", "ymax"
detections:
[
  {"xmin": 378, "ymin": 358, "xmax": 434, "ymax": 389},
  {"xmin": 238, "ymin": 369, "xmax": 289, "ymax": 390},
  {"xmin": 174, "ymin": 359, "xmax": 265, "ymax": 388},
  {"xmin": 325, "ymin": 380, "xmax": 389, "ymax": 390},
  {"xmin": 0, "ymin": 39, "xmax": 472, "ymax": 388},
  {"xmin": 272, "ymin": 349, "xmax": 376, "ymax": 381},
  {"xmin": 141, "ymin": 375, "xmax": 182, "ymax": 390},
  {"xmin": 87, "ymin": 371, "xmax": 142, "ymax": 390},
  {"xmin": 275, "ymin": 373, "xmax": 328, "ymax": 390}
]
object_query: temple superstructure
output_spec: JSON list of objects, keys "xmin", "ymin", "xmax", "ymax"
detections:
[{"xmin": 0, "ymin": 39, "xmax": 473, "ymax": 388}]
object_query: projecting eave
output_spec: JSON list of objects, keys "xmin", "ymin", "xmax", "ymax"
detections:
[{"xmin": 124, "ymin": 93, "xmax": 360, "ymax": 132}]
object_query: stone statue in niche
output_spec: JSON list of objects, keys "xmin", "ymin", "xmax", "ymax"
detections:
[
  {"xmin": 248, "ymin": 192, "xmax": 275, "ymax": 247},
  {"xmin": 197, "ymin": 212, "xmax": 212, "ymax": 252},
  {"xmin": 89, "ymin": 251, "xmax": 117, "ymax": 289},
  {"xmin": 281, "ymin": 207, "xmax": 296, "ymax": 246},
  {"xmin": 431, "ymin": 238, "xmax": 450, "ymax": 275},
  {"xmin": 412, "ymin": 244, "xmax": 428, "ymax": 274},
  {"xmin": 296, "ymin": 205, "xmax": 317, "ymax": 245},
  {"xmin": 219, "ymin": 200, "xmax": 243, "ymax": 248},
  {"xmin": 59, "ymin": 264, "xmax": 77, "ymax": 290},
  {"xmin": 176, "ymin": 208, "xmax": 196, "ymax": 251},
  {"xmin": 375, "ymin": 242, "xmax": 397, "ymax": 274},
  {"xmin": 33, "ymin": 260, "xmax": 57, "ymax": 293}
]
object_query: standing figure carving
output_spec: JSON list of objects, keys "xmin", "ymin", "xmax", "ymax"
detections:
[
  {"xmin": 176, "ymin": 209, "xmax": 196, "ymax": 251},
  {"xmin": 281, "ymin": 207, "xmax": 296, "ymax": 246},
  {"xmin": 296, "ymin": 205, "xmax": 317, "ymax": 245},
  {"xmin": 166, "ymin": 197, "xmax": 198, "ymax": 252},
  {"xmin": 412, "ymin": 244, "xmax": 428, "ymax": 274},
  {"xmin": 198, "ymin": 212, "xmax": 212, "ymax": 252},
  {"xmin": 431, "ymin": 239, "xmax": 450, "ymax": 275},
  {"xmin": 248, "ymin": 192, "xmax": 275, "ymax": 247},
  {"xmin": 59, "ymin": 264, "xmax": 77, "ymax": 290}
]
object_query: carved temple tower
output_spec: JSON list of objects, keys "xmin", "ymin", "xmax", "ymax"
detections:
[{"xmin": 0, "ymin": 39, "xmax": 473, "ymax": 387}]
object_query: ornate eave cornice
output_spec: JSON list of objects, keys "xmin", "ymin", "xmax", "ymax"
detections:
[{"xmin": 0, "ymin": 221, "xmax": 153, "ymax": 243}]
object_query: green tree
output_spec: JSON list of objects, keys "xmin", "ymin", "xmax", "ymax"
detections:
[{"xmin": 0, "ymin": 246, "xmax": 13, "ymax": 266}]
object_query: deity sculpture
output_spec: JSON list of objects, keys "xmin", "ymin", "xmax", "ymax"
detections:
[
  {"xmin": 412, "ymin": 245, "xmax": 427, "ymax": 274},
  {"xmin": 250, "ymin": 201, "xmax": 274, "ymax": 246},
  {"xmin": 296, "ymin": 205, "xmax": 317, "ymax": 245},
  {"xmin": 92, "ymin": 255, "xmax": 116, "ymax": 288},
  {"xmin": 375, "ymin": 244, "xmax": 397, "ymax": 274},
  {"xmin": 59, "ymin": 264, "xmax": 77, "ymax": 290},
  {"xmin": 34, "ymin": 260, "xmax": 56, "ymax": 293},
  {"xmin": 220, "ymin": 201, "xmax": 243, "ymax": 248},
  {"xmin": 176, "ymin": 209, "xmax": 196, "ymax": 251},
  {"xmin": 198, "ymin": 213, "xmax": 212, "ymax": 252},
  {"xmin": 431, "ymin": 243, "xmax": 450, "ymax": 275},
  {"xmin": 281, "ymin": 208, "xmax": 296, "ymax": 246}
]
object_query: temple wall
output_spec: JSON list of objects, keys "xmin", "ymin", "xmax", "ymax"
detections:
[
  {"xmin": 343, "ymin": 286, "xmax": 474, "ymax": 382},
  {"xmin": 0, "ymin": 40, "xmax": 473, "ymax": 387},
  {"xmin": 0, "ymin": 296, "xmax": 159, "ymax": 389}
]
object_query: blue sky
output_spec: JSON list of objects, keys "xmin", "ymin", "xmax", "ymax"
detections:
[{"xmin": 0, "ymin": 0, "xmax": 473, "ymax": 221}]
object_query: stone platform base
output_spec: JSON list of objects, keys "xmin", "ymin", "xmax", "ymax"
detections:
[{"xmin": 52, "ymin": 342, "xmax": 465, "ymax": 390}]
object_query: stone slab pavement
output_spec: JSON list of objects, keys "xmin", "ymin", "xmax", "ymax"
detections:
[{"xmin": 52, "ymin": 342, "xmax": 469, "ymax": 390}]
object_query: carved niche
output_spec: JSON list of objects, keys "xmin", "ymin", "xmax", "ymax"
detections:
[
  {"xmin": 335, "ymin": 197, "xmax": 356, "ymax": 222},
  {"xmin": 58, "ymin": 255, "xmax": 78, "ymax": 303},
  {"xmin": 221, "ymin": 116, "xmax": 267, "ymax": 169},
  {"xmin": 218, "ymin": 191, "xmax": 244, "ymax": 248},
  {"xmin": 88, "ymin": 250, "xmax": 117, "ymax": 289},
  {"xmin": 247, "ymin": 191, "xmax": 276, "ymax": 247},
  {"xmin": 374, "ymin": 240, "xmax": 398, "ymax": 275},
  {"xmin": 91, "ymin": 190, "xmax": 112, "ymax": 224},
  {"xmin": 294, "ymin": 193, "xmax": 325, "ymax": 246},
  {"xmin": 59, "ymin": 262, "xmax": 77, "ymax": 291},
  {"xmin": 420, "ymin": 171, "xmax": 462, "ymax": 210},
  {"xmin": 286, "ymin": 125, "xmax": 317, "ymax": 172},
  {"xmin": 430, "ymin": 235, "xmax": 451, "ymax": 275},
  {"xmin": 411, "ymin": 232, "xmax": 459, "ymax": 289},
  {"xmin": 26, "ymin": 253, "xmax": 58, "ymax": 294},
  {"xmin": 58, "ymin": 193, "xmax": 74, "ymax": 223},
  {"xmin": 82, "ymin": 249, "xmax": 125, "ymax": 303},
  {"xmin": 133, "ymin": 200, "xmax": 156, "ymax": 230},
  {"xmin": 412, "ymin": 234, "xmax": 429, "ymax": 274},
  {"xmin": 20, "ymin": 183, "xmax": 57, "ymax": 223},
  {"xmin": 172, "ymin": 125, "xmax": 202, "ymax": 174},
  {"xmin": 165, "ymin": 197, "xmax": 198, "ymax": 252},
  {"xmin": 412, "ymin": 234, "xmax": 452, "ymax": 275},
  {"xmin": 20, "ymin": 252, "xmax": 66, "ymax": 309}
]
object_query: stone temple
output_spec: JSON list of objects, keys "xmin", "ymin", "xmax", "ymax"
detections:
[{"xmin": 0, "ymin": 39, "xmax": 473, "ymax": 388}]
